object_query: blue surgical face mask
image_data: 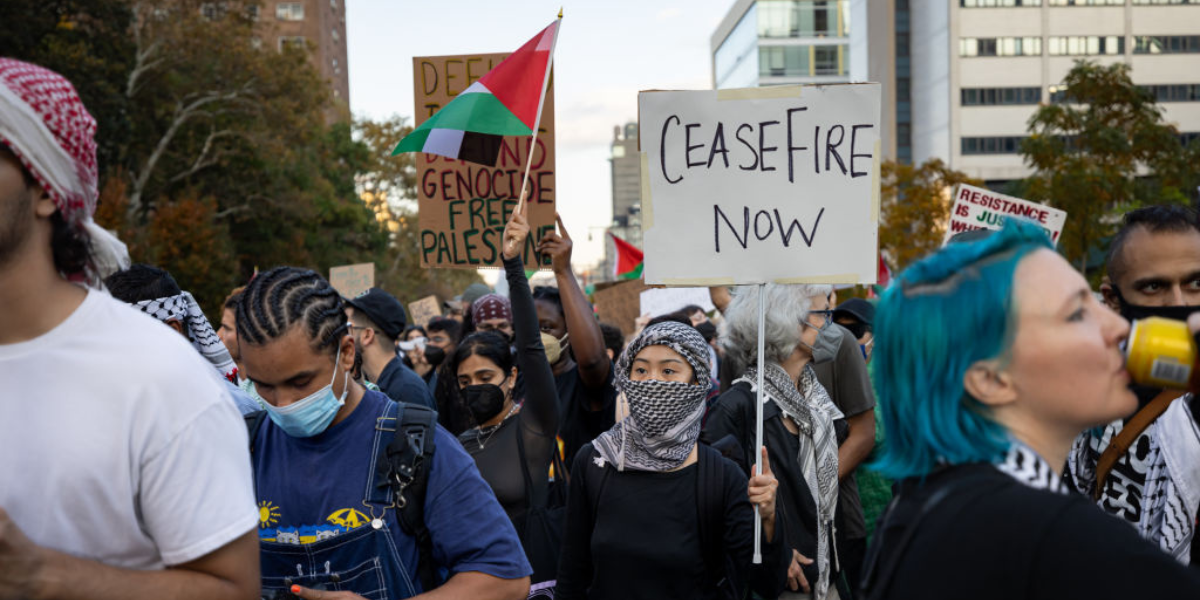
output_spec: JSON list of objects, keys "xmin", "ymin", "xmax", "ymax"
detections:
[{"xmin": 246, "ymin": 347, "xmax": 350, "ymax": 438}]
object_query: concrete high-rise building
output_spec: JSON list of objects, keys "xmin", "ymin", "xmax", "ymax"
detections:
[
  {"xmin": 602, "ymin": 122, "xmax": 642, "ymax": 282},
  {"xmin": 712, "ymin": 0, "xmax": 1200, "ymax": 185},
  {"xmin": 254, "ymin": 0, "xmax": 350, "ymax": 113}
]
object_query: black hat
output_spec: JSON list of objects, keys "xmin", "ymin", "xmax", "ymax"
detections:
[
  {"xmin": 346, "ymin": 288, "xmax": 407, "ymax": 340},
  {"xmin": 833, "ymin": 297, "xmax": 874, "ymax": 326}
]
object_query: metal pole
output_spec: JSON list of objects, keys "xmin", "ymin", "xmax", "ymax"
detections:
[{"xmin": 753, "ymin": 282, "xmax": 766, "ymax": 564}]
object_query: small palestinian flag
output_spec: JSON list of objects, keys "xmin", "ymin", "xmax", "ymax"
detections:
[
  {"xmin": 392, "ymin": 18, "xmax": 560, "ymax": 167},
  {"xmin": 611, "ymin": 233, "xmax": 644, "ymax": 280}
]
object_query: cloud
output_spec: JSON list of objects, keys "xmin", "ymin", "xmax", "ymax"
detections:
[{"xmin": 657, "ymin": 7, "xmax": 683, "ymax": 20}]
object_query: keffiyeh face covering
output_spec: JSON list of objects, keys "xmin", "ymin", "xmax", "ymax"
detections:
[
  {"xmin": 593, "ymin": 321, "xmax": 712, "ymax": 472},
  {"xmin": 135, "ymin": 291, "xmax": 237, "ymax": 381}
]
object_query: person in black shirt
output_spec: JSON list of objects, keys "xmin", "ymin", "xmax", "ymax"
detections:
[
  {"xmin": 557, "ymin": 321, "xmax": 789, "ymax": 600},
  {"xmin": 707, "ymin": 283, "xmax": 845, "ymax": 600},
  {"xmin": 534, "ymin": 214, "xmax": 617, "ymax": 465},
  {"xmin": 449, "ymin": 205, "xmax": 562, "ymax": 589},
  {"xmin": 345, "ymin": 288, "xmax": 435, "ymax": 409},
  {"xmin": 862, "ymin": 219, "xmax": 1200, "ymax": 599}
]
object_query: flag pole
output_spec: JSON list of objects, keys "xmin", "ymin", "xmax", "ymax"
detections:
[
  {"xmin": 753, "ymin": 281, "xmax": 766, "ymax": 564},
  {"xmin": 515, "ymin": 9, "xmax": 563, "ymax": 217}
]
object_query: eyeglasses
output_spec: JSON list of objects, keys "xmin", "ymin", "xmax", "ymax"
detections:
[{"xmin": 807, "ymin": 310, "xmax": 834, "ymax": 325}]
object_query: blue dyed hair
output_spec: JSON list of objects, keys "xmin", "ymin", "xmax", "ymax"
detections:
[{"xmin": 871, "ymin": 219, "xmax": 1054, "ymax": 480}]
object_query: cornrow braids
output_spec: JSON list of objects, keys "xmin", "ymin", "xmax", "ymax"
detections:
[{"xmin": 236, "ymin": 266, "xmax": 349, "ymax": 356}]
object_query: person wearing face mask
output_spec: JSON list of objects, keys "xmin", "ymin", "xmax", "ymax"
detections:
[
  {"xmin": 1066, "ymin": 205, "xmax": 1200, "ymax": 565},
  {"xmin": 832, "ymin": 298, "xmax": 874, "ymax": 363},
  {"xmin": 236, "ymin": 266, "xmax": 532, "ymax": 600},
  {"xmin": 447, "ymin": 204, "xmax": 563, "ymax": 592},
  {"xmin": 860, "ymin": 218, "xmax": 1200, "ymax": 599},
  {"xmin": 345, "ymin": 287, "xmax": 435, "ymax": 409},
  {"xmin": 409, "ymin": 317, "xmax": 461, "ymax": 391},
  {"xmin": 532, "ymin": 213, "xmax": 619, "ymax": 467},
  {"xmin": 556, "ymin": 321, "xmax": 789, "ymax": 600},
  {"xmin": 706, "ymin": 284, "xmax": 845, "ymax": 600}
]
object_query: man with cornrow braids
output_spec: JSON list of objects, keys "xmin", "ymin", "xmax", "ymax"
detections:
[{"xmin": 236, "ymin": 267, "xmax": 532, "ymax": 600}]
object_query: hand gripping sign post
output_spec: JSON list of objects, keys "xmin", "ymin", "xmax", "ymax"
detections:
[{"xmin": 639, "ymin": 83, "xmax": 882, "ymax": 562}]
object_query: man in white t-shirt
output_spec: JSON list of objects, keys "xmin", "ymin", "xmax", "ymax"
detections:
[{"xmin": 0, "ymin": 58, "xmax": 259, "ymax": 599}]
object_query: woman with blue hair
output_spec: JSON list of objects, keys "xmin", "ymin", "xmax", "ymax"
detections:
[{"xmin": 860, "ymin": 219, "xmax": 1200, "ymax": 599}]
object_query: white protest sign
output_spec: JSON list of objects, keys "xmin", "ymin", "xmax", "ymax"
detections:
[
  {"xmin": 943, "ymin": 183, "xmax": 1067, "ymax": 246},
  {"xmin": 639, "ymin": 287, "xmax": 716, "ymax": 318},
  {"xmin": 638, "ymin": 84, "xmax": 881, "ymax": 286},
  {"xmin": 329, "ymin": 263, "xmax": 375, "ymax": 299}
]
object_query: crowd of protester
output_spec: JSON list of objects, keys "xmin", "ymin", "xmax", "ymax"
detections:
[{"xmin": 4, "ymin": 58, "xmax": 1200, "ymax": 600}]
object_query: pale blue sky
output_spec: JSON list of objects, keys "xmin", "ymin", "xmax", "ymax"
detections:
[{"xmin": 346, "ymin": 0, "xmax": 735, "ymax": 270}]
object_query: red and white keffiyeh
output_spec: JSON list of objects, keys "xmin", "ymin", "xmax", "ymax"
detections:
[{"xmin": 0, "ymin": 58, "xmax": 128, "ymax": 284}]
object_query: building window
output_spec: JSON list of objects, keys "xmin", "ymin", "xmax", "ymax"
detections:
[
  {"xmin": 961, "ymin": 136, "xmax": 1026, "ymax": 155},
  {"xmin": 1139, "ymin": 83, "xmax": 1200, "ymax": 101},
  {"xmin": 759, "ymin": 44, "xmax": 849, "ymax": 77},
  {"xmin": 276, "ymin": 2, "xmax": 304, "ymax": 21},
  {"xmin": 278, "ymin": 36, "xmax": 306, "ymax": 51},
  {"xmin": 961, "ymin": 87, "xmax": 1042, "ymax": 105},
  {"xmin": 251, "ymin": 36, "xmax": 263, "ymax": 50},
  {"xmin": 1047, "ymin": 0, "xmax": 1124, "ymax": 5},
  {"xmin": 1132, "ymin": 0, "xmax": 1199, "ymax": 4},
  {"xmin": 1134, "ymin": 36, "xmax": 1200, "ymax": 54},
  {"xmin": 758, "ymin": 0, "xmax": 850, "ymax": 38},
  {"xmin": 1047, "ymin": 36, "xmax": 1124, "ymax": 55},
  {"xmin": 961, "ymin": 0, "xmax": 1041, "ymax": 6},
  {"xmin": 246, "ymin": 5, "xmax": 260, "ymax": 20},
  {"xmin": 331, "ymin": 0, "xmax": 338, "ymax": 8},
  {"xmin": 960, "ymin": 37, "xmax": 1042, "ymax": 57},
  {"xmin": 200, "ymin": 2, "xmax": 226, "ymax": 20},
  {"xmin": 331, "ymin": 29, "xmax": 339, "ymax": 43}
]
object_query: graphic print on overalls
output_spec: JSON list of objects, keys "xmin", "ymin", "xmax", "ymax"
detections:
[{"xmin": 256, "ymin": 402, "xmax": 420, "ymax": 600}]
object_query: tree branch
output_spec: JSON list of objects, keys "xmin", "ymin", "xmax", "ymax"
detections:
[{"xmin": 168, "ymin": 128, "xmax": 236, "ymax": 184}]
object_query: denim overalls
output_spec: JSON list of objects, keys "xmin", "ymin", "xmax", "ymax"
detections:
[{"xmin": 257, "ymin": 401, "xmax": 422, "ymax": 600}]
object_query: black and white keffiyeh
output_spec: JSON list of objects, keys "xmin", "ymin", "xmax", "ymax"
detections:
[
  {"xmin": 995, "ymin": 439, "xmax": 1070, "ymax": 495},
  {"xmin": 134, "ymin": 291, "xmax": 236, "ymax": 381},
  {"xmin": 593, "ymin": 322, "xmax": 712, "ymax": 472},
  {"xmin": 735, "ymin": 362, "xmax": 842, "ymax": 600}
]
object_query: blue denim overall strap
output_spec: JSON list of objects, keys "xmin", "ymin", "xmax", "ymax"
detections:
[{"xmin": 258, "ymin": 401, "xmax": 420, "ymax": 600}]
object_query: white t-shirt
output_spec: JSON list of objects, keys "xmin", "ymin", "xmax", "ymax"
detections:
[{"xmin": 0, "ymin": 290, "xmax": 258, "ymax": 568}]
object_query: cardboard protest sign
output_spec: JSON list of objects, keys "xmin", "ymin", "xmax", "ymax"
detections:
[
  {"xmin": 943, "ymin": 183, "xmax": 1067, "ymax": 246},
  {"xmin": 638, "ymin": 84, "xmax": 881, "ymax": 286},
  {"xmin": 593, "ymin": 279, "xmax": 649, "ymax": 337},
  {"xmin": 408, "ymin": 295, "xmax": 442, "ymax": 328},
  {"xmin": 639, "ymin": 287, "xmax": 715, "ymax": 318},
  {"xmin": 329, "ymin": 263, "xmax": 375, "ymax": 299},
  {"xmin": 413, "ymin": 53, "xmax": 556, "ymax": 270}
]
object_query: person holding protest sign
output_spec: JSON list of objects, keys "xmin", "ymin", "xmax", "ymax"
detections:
[
  {"xmin": 450, "ymin": 201, "xmax": 564, "ymax": 591},
  {"xmin": 532, "ymin": 214, "xmax": 619, "ymax": 466},
  {"xmin": 556, "ymin": 320, "xmax": 788, "ymax": 600},
  {"xmin": 860, "ymin": 219, "xmax": 1200, "ymax": 599},
  {"xmin": 706, "ymin": 284, "xmax": 845, "ymax": 600}
]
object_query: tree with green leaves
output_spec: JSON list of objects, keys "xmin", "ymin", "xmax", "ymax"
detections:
[
  {"xmin": 1022, "ymin": 60, "xmax": 1200, "ymax": 277},
  {"xmin": 879, "ymin": 158, "xmax": 982, "ymax": 272}
]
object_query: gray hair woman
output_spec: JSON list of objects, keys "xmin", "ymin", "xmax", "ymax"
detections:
[
  {"xmin": 556, "ymin": 321, "xmax": 789, "ymax": 600},
  {"xmin": 706, "ymin": 284, "xmax": 845, "ymax": 600}
]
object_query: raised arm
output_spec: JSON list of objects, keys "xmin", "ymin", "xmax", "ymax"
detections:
[
  {"xmin": 539, "ymin": 214, "xmax": 611, "ymax": 389},
  {"xmin": 502, "ymin": 204, "xmax": 559, "ymax": 436}
]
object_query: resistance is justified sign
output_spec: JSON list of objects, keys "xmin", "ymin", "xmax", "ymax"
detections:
[
  {"xmin": 943, "ymin": 183, "xmax": 1067, "ymax": 246},
  {"xmin": 638, "ymin": 84, "xmax": 881, "ymax": 286}
]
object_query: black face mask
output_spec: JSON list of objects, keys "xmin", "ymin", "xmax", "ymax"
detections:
[
  {"xmin": 1113, "ymin": 287, "xmax": 1200, "ymax": 323},
  {"xmin": 840, "ymin": 321, "xmax": 870, "ymax": 340},
  {"xmin": 424, "ymin": 345, "xmax": 446, "ymax": 368},
  {"xmin": 462, "ymin": 381, "xmax": 507, "ymax": 424}
]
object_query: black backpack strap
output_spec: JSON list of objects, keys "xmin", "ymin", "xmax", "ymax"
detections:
[
  {"xmin": 244, "ymin": 410, "xmax": 267, "ymax": 453},
  {"xmin": 381, "ymin": 403, "xmax": 439, "ymax": 592},
  {"xmin": 859, "ymin": 472, "xmax": 1006, "ymax": 600}
]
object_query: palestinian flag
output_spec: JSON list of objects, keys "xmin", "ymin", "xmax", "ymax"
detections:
[
  {"xmin": 392, "ymin": 19, "xmax": 561, "ymax": 166},
  {"xmin": 611, "ymin": 233, "xmax": 644, "ymax": 280}
]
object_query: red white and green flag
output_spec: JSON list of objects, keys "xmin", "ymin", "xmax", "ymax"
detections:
[
  {"xmin": 610, "ymin": 233, "xmax": 644, "ymax": 280},
  {"xmin": 392, "ymin": 18, "xmax": 560, "ymax": 167}
]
